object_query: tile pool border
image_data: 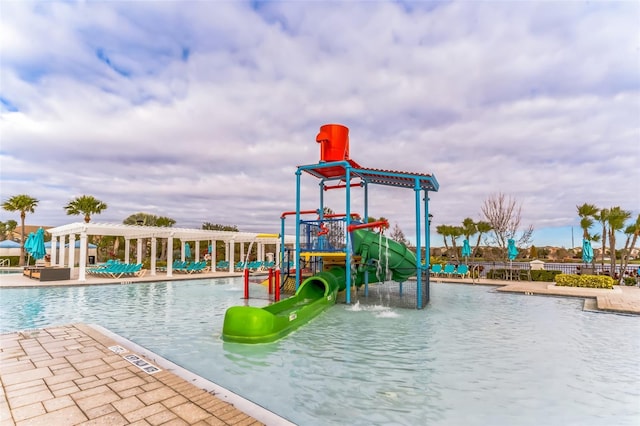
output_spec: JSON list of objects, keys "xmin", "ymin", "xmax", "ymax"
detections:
[{"xmin": 88, "ymin": 323, "xmax": 296, "ymax": 426}]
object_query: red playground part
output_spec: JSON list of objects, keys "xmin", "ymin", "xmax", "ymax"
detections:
[{"xmin": 316, "ymin": 124, "xmax": 350, "ymax": 162}]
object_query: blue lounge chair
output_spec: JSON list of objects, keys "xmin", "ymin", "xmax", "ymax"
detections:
[
  {"xmin": 431, "ymin": 264, "xmax": 443, "ymax": 276},
  {"xmin": 443, "ymin": 264, "xmax": 456, "ymax": 277},
  {"xmin": 455, "ymin": 264, "xmax": 470, "ymax": 278},
  {"xmin": 186, "ymin": 261, "xmax": 208, "ymax": 274}
]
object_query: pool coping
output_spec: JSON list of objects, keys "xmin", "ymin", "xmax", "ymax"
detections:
[
  {"xmin": 0, "ymin": 323, "xmax": 296, "ymax": 426},
  {"xmin": 88, "ymin": 324, "xmax": 296, "ymax": 426}
]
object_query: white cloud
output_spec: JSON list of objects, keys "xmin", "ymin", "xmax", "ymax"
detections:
[{"xmin": 1, "ymin": 1, "xmax": 638, "ymax": 248}]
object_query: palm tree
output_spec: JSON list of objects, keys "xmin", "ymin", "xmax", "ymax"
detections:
[
  {"xmin": 474, "ymin": 221, "xmax": 492, "ymax": 259},
  {"xmin": 607, "ymin": 206, "xmax": 631, "ymax": 279},
  {"xmin": 64, "ymin": 195, "xmax": 107, "ymax": 223},
  {"xmin": 595, "ymin": 208, "xmax": 609, "ymax": 270},
  {"xmin": 449, "ymin": 226, "xmax": 464, "ymax": 263},
  {"xmin": 576, "ymin": 203, "xmax": 599, "ymax": 240},
  {"xmin": 618, "ymin": 214, "xmax": 640, "ymax": 282},
  {"xmin": 2, "ymin": 194, "xmax": 39, "ymax": 266},
  {"xmin": 436, "ymin": 224, "xmax": 452, "ymax": 258},
  {"xmin": 462, "ymin": 218, "xmax": 477, "ymax": 242}
]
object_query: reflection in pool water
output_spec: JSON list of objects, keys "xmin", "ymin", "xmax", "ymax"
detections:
[{"xmin": 1, "ymin": 278, "xmax": 638, "ymax": 426}]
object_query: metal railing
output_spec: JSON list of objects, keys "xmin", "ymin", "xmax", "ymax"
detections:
[{"xmin": 465, "ymin": 261, "xmax": 637, "ymax": 280}]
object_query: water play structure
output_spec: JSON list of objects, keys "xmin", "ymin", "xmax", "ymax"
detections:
[{"xmin": 222, "ymin": 124, "xmax": 439, "ymax": 343}]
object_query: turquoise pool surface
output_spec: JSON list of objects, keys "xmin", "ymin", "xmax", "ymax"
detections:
[{"xmin": 1, "ymin": 278, "xmax": 638, "ymax": 425}]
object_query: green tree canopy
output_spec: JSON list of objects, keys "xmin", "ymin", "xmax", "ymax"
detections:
[
  {"xmin": 2, "ymin": 194, "xmax": 39, "ymax": 265},
  {"xmin": 64, "ymin": 195, "xmax": 107, "ymax": 223}
]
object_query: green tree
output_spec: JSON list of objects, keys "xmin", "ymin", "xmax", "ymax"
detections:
[
  {"xmin": 2, "ymin": 194, "xmax": 39, "ymax": 266},
  {"xmin": 436, "ymin": 224, "xmax": 463, "ymax": 262},
  {"xmin": 0, "ymin": 219, "xmax": 17, "ymax": 241},
  {"xmin": 595, "ymin": 208, "xmax": 609, "ymax": 269},
  {"xmin": 64, "ymin": 195, "xmax": 107, "ymax": 223},
  {"xmin": 436, "ymin": 225, "xmax": 452, "ymax": 258},
  {"xmin": 619, "ymin": 214, "xmax": 640, "ymax": 282},
  {"xmin": 530, "ymin": 245, "xmax": 538, "ymax": 259},
  {"xmin": 461, "ymin": 217, "xmax": 492, "ymax": 259},
  {"xmin": 202, "ymin": 222, "xmax": 239, "ymax": 232},
  {"xmin": 576, "ymin": 203, "xmax": 599, "ymax": 240},
  {"xmin": 607, "ymin": 206, "xmax": 631, "ymax": 278}
]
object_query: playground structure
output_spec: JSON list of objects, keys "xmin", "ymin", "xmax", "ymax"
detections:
[{"xmin": 222, "ymin": 124, "xmax": 439, "ymax": 343}]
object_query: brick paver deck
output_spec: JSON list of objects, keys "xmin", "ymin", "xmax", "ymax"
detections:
[{"xmin": 0, "ymin": 324, "xmax": 293, "ymax": 426}]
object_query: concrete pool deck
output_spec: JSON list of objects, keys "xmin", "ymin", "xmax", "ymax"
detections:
[
  {"xmin": 0, "ymin": 323, "xmax": 295, "ymax": 426},
  {"xmin": 1, "ymin": 270, "xmax": 638, "ymax": 425}
]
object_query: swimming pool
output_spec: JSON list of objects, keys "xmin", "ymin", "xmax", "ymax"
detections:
[{"xmin": 1, "ymin": 278, "xmax": 638, "ymax": 425}]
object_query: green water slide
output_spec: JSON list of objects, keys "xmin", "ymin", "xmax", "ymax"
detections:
[{"xmin": 221, "ymin": 229, "xmax": 417, "ymax": 344}]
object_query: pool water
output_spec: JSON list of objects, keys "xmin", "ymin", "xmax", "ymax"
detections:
[{"xmin": 1, "ymin": 278, "xmax": 639, "ymax": 426}]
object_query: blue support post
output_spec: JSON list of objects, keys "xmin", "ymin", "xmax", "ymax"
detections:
[
  {"xmin": 280, "ymin": 216, "xmax": 286, "ymax": 277},
  {"xmin": 414, "ymin": 179, "xmax": 423, "ymax": 309},
  {"xmin": 295, "ymin": 170, "xmax": 302, "ymax": 290},
  {"xmin": 424, "ymin": 192, "xmax": 431, "ymax": 305},
  {"xmin": 345, "ymin": 165, "xmax": 352, "ymax": 304}
]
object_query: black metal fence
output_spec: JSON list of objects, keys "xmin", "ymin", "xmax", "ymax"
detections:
[{"xmin": 466, "ymin": 261, "xmax": 638, "ymax": 279}]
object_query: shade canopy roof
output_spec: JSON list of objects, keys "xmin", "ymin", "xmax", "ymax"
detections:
[
  {"xmin": 0, "ymin": 240, "xmax": 21, "ymax": 248},
  {"xmin": 47, "ymin": 222, "xmax": 294, "ymax": 245},
  {"xmin": 300, "ymin": 161, "xmax": 439, "ymax": 192}
]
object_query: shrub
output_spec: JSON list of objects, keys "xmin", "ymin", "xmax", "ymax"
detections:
[
  {"xmin": 555, "ymin": 274, "xmax": 614, "ymax": 289},
  {"xmin": 530, "ymin": 270, "xmax": 562, "ymax": 282},
  {"xmin": 623, "ymin": 277, "xmax": 637, "ymax": 286},
  {"xmin": 0, "ymin": 256, "xmax": 21, "ymax": 267}
]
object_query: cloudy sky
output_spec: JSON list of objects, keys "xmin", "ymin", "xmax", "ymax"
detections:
[{"xmin": 1, "ymin": 1, "xmax": 638, "ymax": 248}]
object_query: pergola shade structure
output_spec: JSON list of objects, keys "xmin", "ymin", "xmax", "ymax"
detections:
[{"xmin": 47, "ymin": 222, "xmax": 295, "ymax": 281}]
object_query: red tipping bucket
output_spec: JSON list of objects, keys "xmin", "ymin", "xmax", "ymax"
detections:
[{"xmin": 316, "ymin": 124, "xmax": 350, "ymax": 162}]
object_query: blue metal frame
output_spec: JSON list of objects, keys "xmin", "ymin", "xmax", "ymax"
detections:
[{"xmin": 294, "ymin": 160, "xmax": 439, "ymax": 308}]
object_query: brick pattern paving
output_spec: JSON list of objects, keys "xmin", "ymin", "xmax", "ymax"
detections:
[{"xmin": 0, "ymin": 324, "xmax": 264, "ymax": 426}]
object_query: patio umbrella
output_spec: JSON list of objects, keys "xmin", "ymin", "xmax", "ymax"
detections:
[
  {"xmin": 582, "ymin": 239, "xmax": 594, "ymax": 264},
  {"xmin": 31, "ymin": 228, "xmax": 47, "ymax": 260},
  {"xmin": 24, "ymin": 232, "xmax": 35, "ymax": 256},
  {"xmin": 184, "ymin": 243, "xmax": 191, "ymax": 259},
  {"xmin": 461, "ymin": 239, "xmax": 472, "ymax": 264},
  {"xmin": 507, "ymin": 239, "xmax": 518, "ymax": 261},
  {"xmin": 507, "ymin": 239, "xmax": 518, "ymax": 280}
]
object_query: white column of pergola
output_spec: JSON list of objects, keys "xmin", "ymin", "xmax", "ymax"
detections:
[
  {"xmin": 150, "ymin": 237, "xmax": 157, "ymax": 276},
  {"xmin": 50, "ymin": 236, "xmax": 58, "ymax": 267},
  {"xmin": 166, "ymin": 235, "xmax": 174, "ymax": 277},
  {"xmin": 78, "ymin": 232, "xmax": 88, "ymax": 281},
  {"xmin": 68, "ymin": 234, "xmax": 76, "ymax": 278},
  {"xmin": 136, "ymin": 239, "xmax": 142, "ymax": 265},
  {"xmin": 59, "ymin": 236, "xmax": 66, "ymax": 269},
  {"xmin": 124, "ymin": 239, "xmax": 131, "ymax": 263}
]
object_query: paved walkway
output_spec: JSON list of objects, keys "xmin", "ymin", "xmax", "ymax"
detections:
[{"xmin": 0, "ymin": 324, "xmax": 294, "ymax": 426}]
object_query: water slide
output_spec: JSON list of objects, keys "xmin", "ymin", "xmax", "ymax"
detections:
[{"xmin": 221, "ymin": 229, "xmax": 417, "ymax": 344}]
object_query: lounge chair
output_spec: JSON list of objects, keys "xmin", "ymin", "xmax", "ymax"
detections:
[
  {"xmin": 116, "ymin": 263, "xmax": 146, "ymax": 278},
  {"xmin": 443, "ymin": 264, "xmax": 456, "ymax": 277},
  {"xmin": 455, "ymin": 264, "xmax": 470, "ymax": 279},
  {"xmin": 431, "ymin": 264, "xmax": 443, "ymax": 276},
  {"xmin": 186, "ymin": 261, "xmax": 208, "ymax": 274}
]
